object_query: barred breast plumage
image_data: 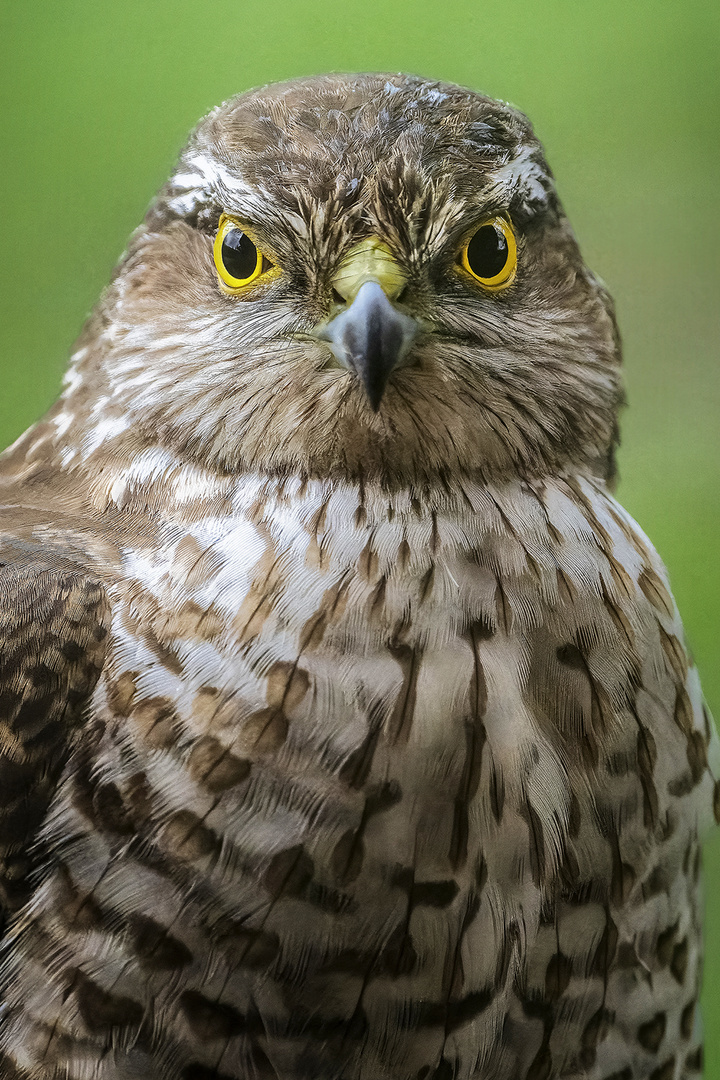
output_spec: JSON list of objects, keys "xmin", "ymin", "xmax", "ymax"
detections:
[{"xmin": 0, "ymin": 73, "xmax": 715, "ymax": 1080}]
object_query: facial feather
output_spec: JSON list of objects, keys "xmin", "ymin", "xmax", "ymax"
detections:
[{"xmin": 14, "ymin": 73, "xmax": 621, "ymax": 492}]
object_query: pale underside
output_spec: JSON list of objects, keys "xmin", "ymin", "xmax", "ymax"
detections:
[{"xmin": 0, "ymin": 465, "xmax": 714, "ymax": 1080}]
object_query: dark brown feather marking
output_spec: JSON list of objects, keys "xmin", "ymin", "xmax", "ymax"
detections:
[
  {"xmin": 182, "ymin": 1065, "xmax": 238, "ymax": 1080},
  {"xmin": 610, "ymin": 835, "xmax": 637, "ymax": 905},
  {"xmin": 522, "ymin": 800, "xmax": 547, "ymax": 887},
  {"xmin": 637, "ymin": 1012, "xmax": 666, "ymax": 1053},
  {"xmin": 544, "ymin": 952, "xmax": 572, "ymax": 1000},
  {"xmin": 525, "ymin": 1043, "xmax": 552, "ymax": 1080},
  {"xmin": 179, "ymin": 991, "xmax": 247, "ymax": 1042},
  {"xmin": 450, "ymin": 625, "xmax": 488, "ymax": 868},
  {"xmin": 387, "ymin": 642, "xmax": 422, "ymax": 744},
  {"xmin": 635, "ymin": 719, "xmax": 659, "ymax": 828},
  {"xmin": 649, "ymin": 1059, "xmax": 676, "ymax": 1080},
  {"xmin": 685, "ymin": 1046, "xmax": 703, "ymax": 1072},
  {"xmin": 187, "ymin": 736, "xmax": 251, "ymax": 793},
  {"xmin": 332, "ymin": 779, "xmax": 401, "ymax": 881},
  {"xmin": 74, "ymin": 971, "xmax": 143, "ymax": 1033},
  {"xmin": 214, "ymin": 920, "xmax": 280, "ymax": 968},
  {"xmin": 339, "ymin": 723, "xmax": 382, "ymax": 788},
  {"xmin": 588, "ymin": 913, "xmax": 618, "ymax": 978},
  {"xmin": 266, "ymin": 661, "xmax": 310, "ymax": 713},
  {"xmin": 55, "ymin": 864, "xmax": 105, "ymax": 931},
  {"xmin": 331, "ymin": 827, "xmax": 365, "ymax": 884},
  {"xmin": 130, "ymin": 696, "xmax": 180, "ymax": 749},
  {"xmin": 681, "ymin": 1000, "xmax": 697, "ymax": 1039},
  {"xmin": 241, "ymin": 707, "xmax": 289, "ymax": 753},
  {"xmin": 263, "ymin": 845, "xmax": 314, "ymax": 898},
  {"xmin": 494, "ymin": 581, "xmax": 512, "ymax": 633},
  {"xmin": 128, "ymin": 914, "xmax": 193, "ymax": 970},
  {"xmin": 162, "ymin": 810, "xmax": 220, "ymax": 862},
  {"xmin": 638, "ymin": 566, "xmax": 675, "ymax": 619},
  {"xmin": 670, "ymin": 939, "xmax": 688, "ymax": 984},
  {"xmin": 0, "ymin": 1054, "xmax": 31, "ymax": 1080},
  {"xmin": 579, "ymin": 1007, "xmax": 612, "ymax": 1069},
  {"xmin": 107, "ymin": 670, "xmax": 138, "ymax": 715},
  {"xmin": 656, "ymin": 922, "xmax": 680, "ymax": 966},
  {"xmin": 659, "ymin": 626, "xmax": 689, "ymax": 683}
]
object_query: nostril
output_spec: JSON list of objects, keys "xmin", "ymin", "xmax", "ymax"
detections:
[
  {"xmin": 331, "ymin": 288, "xmax": 346, "ymax": 306},
  {"xmin": 394, "ymin": 285, "xmax": 408, "ymax": 305}
]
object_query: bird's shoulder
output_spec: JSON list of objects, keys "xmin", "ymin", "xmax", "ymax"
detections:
[
  {"xmin": 567, "ymin": 476, "xmax": 718, "ymax": 814},
  {"xmin": 0, "ymin": 523, "xmax": 112, "ymax": 919}
]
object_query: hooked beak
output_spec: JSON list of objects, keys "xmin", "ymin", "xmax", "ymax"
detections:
[{"xmin": 317, "ymin": 239, "xmax": 420, "ymax": 411}]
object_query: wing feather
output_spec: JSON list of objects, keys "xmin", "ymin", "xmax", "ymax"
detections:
[{"xmin": 0, "ymin": 544, "xmax": 109, "ymax": 923}]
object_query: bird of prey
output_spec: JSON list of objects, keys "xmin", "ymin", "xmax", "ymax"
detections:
[{"xmin": 0, "ymin": 73, "xmax": 715, "ymax": 1080}]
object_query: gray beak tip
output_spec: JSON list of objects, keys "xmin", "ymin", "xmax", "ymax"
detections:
[{"xmin": 319, "ymin": 280, "xmax": 419, "ymax": 408}]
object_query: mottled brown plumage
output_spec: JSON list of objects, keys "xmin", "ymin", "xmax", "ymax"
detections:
[{"xmin": 0, "ymin": 73, "xmax": 715, "ymax": 1080}]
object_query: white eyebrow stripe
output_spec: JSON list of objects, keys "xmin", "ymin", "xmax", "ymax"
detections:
[
  {"xmin": 184, "ymin": 152, "xmax": 256, "ymax": 197},
  {"xmin": 167, "ymin": 191, "xmax": 204, "ymax": 216},
  {"xmin": 486, "ymin": 144, "xmax": 551, "ymax": 208},
  {"xmin": 171, "ymin": 171, "xmax": 206, "ymax": 190},
  {"xmin": 167, "ymin": 142, "xmax": 551, "ymax": 227},
  {"xmin": 168, "ymin": 151, "xmax": 271, "ymax": 218}
]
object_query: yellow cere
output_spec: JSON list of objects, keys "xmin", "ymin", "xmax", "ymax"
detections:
[
  {"xmin": 459, "ymin": 216, "xmax": 518, "ymax": 291},
  {"xmin": 213, "ymin": 214, "xmax": 267, "ymax": 292},
  {"xmin": 332, "ymin": 238, "xmax": 408, "ymax": 302}
]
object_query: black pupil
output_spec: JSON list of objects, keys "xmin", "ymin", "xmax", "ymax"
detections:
[
  {"xmin": 221, "ymin": 228, "xmax": 259, "ymax": 280},
  {"xmin": 465, "ymin": 223, "xmax": 508, "ymax": 279}
]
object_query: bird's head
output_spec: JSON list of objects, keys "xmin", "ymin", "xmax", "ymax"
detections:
[{"xmin": 60, "ymin": 73, "xmax": 623, "ymax": 489}]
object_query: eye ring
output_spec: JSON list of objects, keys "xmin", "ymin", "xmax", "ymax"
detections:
[
  {"xmin": 459, "ymin": 216, "xmax": 517, "ymax": 291},
  {"xmin": 213, "ymin": 214, "xmax": 270, "ymax": 292}
]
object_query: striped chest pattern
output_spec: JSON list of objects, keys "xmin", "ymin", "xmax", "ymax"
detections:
[{"xmin": 1, "ymin": 472, "xmax": 712, "ymax": 1080}]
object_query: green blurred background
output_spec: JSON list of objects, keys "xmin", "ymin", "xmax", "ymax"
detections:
[{"xmin": 1, "ymin": 0, "xmax": 719, "ymax": 1069}]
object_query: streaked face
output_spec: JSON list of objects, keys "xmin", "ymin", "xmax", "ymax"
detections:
[{"xmin": 60, "ymin": 75, "xmax": 622, "ymax": 485}]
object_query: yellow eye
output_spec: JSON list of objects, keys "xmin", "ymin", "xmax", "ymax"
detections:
[
  {"xmin": 459, "ymin": 216, "xmax": 517, "ymax": 291},
  {"xmin": 213, "ymin": 214, "xmax": 272, "ymax": 292}
]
